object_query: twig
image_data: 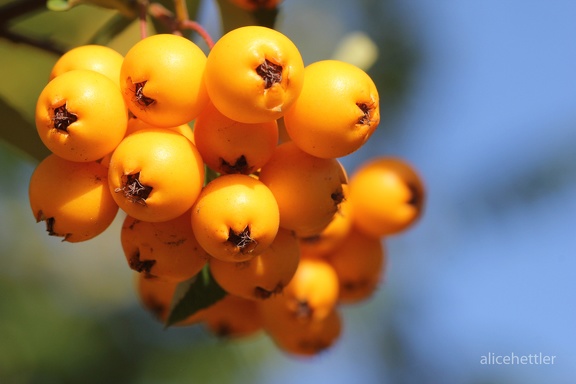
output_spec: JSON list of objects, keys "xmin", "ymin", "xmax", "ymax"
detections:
[
  {"xmin": 148, "ymin": 2, "xmax": 215, "ymax": 48},
  {"xmin": 181, "ymin": 19, "xmax": 215, "ymax": 49},
  {"xmin": 138, "ymin": 0, "xmax": 149, "ymax": 39}
]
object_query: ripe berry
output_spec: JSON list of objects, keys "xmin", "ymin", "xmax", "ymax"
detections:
[
  {"xmin": 204, "ymin": 26, "xmax": 304, "ymax": 123},
  {"xmin": 120, "ymin": 34, "xmax": 209, "ymax": 127},
  {"xmin": 49, "ymin": 44, "xmax": 124, "ymax": 87},
  {"xmin": 349, "ymin": 157, "xmax": 425, "ymax": 236},
  {"xmin": 28, "ymin": 154, "xmax": 118, "ymax": 242},
  {"xmin": 209, "ymin": 228, "xmax": 300, "ymax": 300},
  {"xmin": 191, "ymin": 174, "xmax": 280, "ymax": 262},
  {"xmin": 258, "ymin": 141, "xmax": 348, "ymax": 237},
  {"xmin": 193, "ymin": 101, "xmax": 278, "ymax": 175},
  {"xmin": 120, "ymin": 210, "xmax": 209, "ymax": 282},
  {"xmin": 35, "ymin": 69, "xmax": 128, "ymax": 162},
  {"xmin": 283, "ymin": 59, "xmax": 380, "ymax": 159},
  {"xmin": 108, "ymin": 128, "xmax": 205, "ymax": 222}
]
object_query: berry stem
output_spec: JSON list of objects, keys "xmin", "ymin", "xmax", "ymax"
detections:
[
  {"xmin": 138, "ymin": 0, "xmax": 149, "ymax": 39},
  {"xmin": 181, "ymin": 19, "xmax": 215, "ymax": 49},
  {"xmin": 174, "ymin": 0, "xmax": 189, "ymax": 24}
]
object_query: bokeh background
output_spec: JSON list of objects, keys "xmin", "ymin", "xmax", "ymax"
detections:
[{"xmin": 1, "ymin": 0, "xmax": 576, "ymax": 383}]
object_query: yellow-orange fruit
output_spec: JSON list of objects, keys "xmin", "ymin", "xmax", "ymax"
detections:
[
  {"xmin": 260, "ymin": 300, "xmax": 342, "ymax": 357},
  {"xmin": 49, "ymin": 44, "xmax": 124, "ymax": 87},
  {"xmin": 193, "ymin": 101, "xmax": 278, "ymax": 174},
  {"xmin": 108, "ymin": 128, "xmax": 205, "ymax": 223},
  {"xmin": 202, "ymin": 294, "xmax": 263, "ymax": 338},
  {"xmin": 204, "ymin": 26, "xmax": 304, "ymax": 123},
  {"xmin": 210, "ymin": 228, "xmax": 300, "ymax": 300},
  {"xmin": 349, "ymin": 157, "xmax": 425, "ymax": 236},
  {"xmin": 120, "ymin": 34, "xmax": 208, "ymax": 127},
  {"xmin": 298, "ymin": 184, "xmax": 353, "ymax": 257},
  {"xmin": 35, "ymin": 69, "xmax": 128, "ymax": 162},
  {"xmin": 258, "ymin": 141, "xmax": 348, "ymax": 237},
  {"xmin": 283, "ymin": 59, "xmax": 380, "ymax": 159},
  {"xmin": 325, "ymin": 227, "xmax": 386, "ymax": 303},
  {"xmin": 121, "ymin": 210, "xmax": 209, "ymax": 282},
  {"xmin": 191, "ymin": 174, "xmax": 280, "ymax": 262},
  {"xmin": 28, "ymin": 154, "xmax": 118, "ymax": 243}
]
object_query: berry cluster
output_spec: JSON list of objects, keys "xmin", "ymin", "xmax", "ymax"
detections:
[{"xmin": 29, "ymin": 25, "xmax": 425, "ymax": 356}]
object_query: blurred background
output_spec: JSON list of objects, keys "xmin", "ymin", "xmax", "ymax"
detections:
[{"xmin": 1, "ymin": 0, "xmax": 576, "ymax": 383}]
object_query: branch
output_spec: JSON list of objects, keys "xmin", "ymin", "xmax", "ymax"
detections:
[{"xmin": 0, "ymin": 28, "xmax": 66, "ymax": 55}]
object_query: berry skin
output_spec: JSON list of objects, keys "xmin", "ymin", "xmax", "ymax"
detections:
[
  {"xmin": 283, "ymin": 60, "xmax": 380, "ymax": 159},
  {"xmin": 120, "ymin": 210, "xmax": 209, "ymax": 282},
  {"xmin": 204, "ymin": 26, "xmax": 305, "ymax": 123},
  {"xmin": 108, "ymin": 128, "xmax": 205, "ymax": 223},
  {"xmin": 191, "ymin": 174, "xmax": 280, "ymax": 262},
  {"xmin": 35, "ymin": 69, "xmax": 128, "ymax": 162},
  {"xmin": 28, "ymin": 154, "xmax": 118, "ymax": 243},
  {"xmin": 261, "ymin": 305, "xmax": 342, "ymax": 357},
  {"xmin": 257, "ymin": 257, "xmax": 341, "ymax": 355},
  {"xmin": 49, "ymin": 44, "xmax": 124, "ymax": 87},
  {"xmin": 193, "ymin": 101, "xmax": 278, "ymax": 175},
  {"xmin": 325, "ymin": 227, "xmax": 386, "ymax": 303},
  {"xmin": 209, "ymin": 228, "xmax": 300, "ymax": 300},
  {"xmin": 201, "ymin": 294, "xmax": 263, "ymax": 339},
  {"xmin": 348, "ymin": 157, "xmax": 425, "ymax": 237},
  {"xmin": 299, "ymin": 184, "xmax": 353, "ymax": 257},
  {"xmin": 258, "ymin": 141, "xmax": 348, "ymax": 238},
  {"xmin": 120, "ymin": 34, "xmax": 209, "ymax": 127},
  {"xmin": 259, "ymin": 257, "xmax": 340, "ymax": 324}
]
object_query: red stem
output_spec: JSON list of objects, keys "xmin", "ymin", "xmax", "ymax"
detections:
[
  {"xmin": 181, "ymin": 20, "xmax": 215, "ymax": 49},
  {"xmin": 138, "ymin": 0, "xmax": 149, "ymax": 39}
]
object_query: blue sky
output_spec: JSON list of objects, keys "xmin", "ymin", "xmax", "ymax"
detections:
[{"xmin": 252, "ymin": 1, "xmax": 576, "ymax": 383}]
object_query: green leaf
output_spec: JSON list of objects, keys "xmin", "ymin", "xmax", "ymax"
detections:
[
  {"xmin": 215, "ymin": 0, "xmax": 278, "ymax": 32},
  {"xmin": 46, "ymin": 0, "xmax": 137, "ymax": 18},
  {"xmin": 165, "ymin": 265, "xmax": 227, "ymax": 327},
  {"xmin": 87, "ymin": 12, "xmax": 135, "ymax": 46},
  {"xmin": 46, "ymin": 0, "xmax": 73, "ymax": 12},
  {"xmin": 0, "ymin": 98, "xmax": 50, "ymax": 163}
]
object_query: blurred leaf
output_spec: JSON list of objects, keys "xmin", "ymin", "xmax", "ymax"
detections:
[
  {"xmin": 87, "ymin": 12, "xmax": 134, "ymax": 45},
  {"xmin": 0, "ymin": 98, "xmax": 49, "ymax": 163},
  {"xmin": 166, "ymin": 265, "xmax": 227, "ymax": 327},
  {"xmin": 46, "ymin": 0, "xmax": 137, "ymax": 18},
  {"xmin": 215, "ymin": 0, "xmax": 278, "ymax": 32}
]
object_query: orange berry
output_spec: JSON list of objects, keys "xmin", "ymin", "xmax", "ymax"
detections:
[
  {"xmin": 126, "ymin": 115, "xmax": 194, "ymax": 142},
  {"xmin": 49, "ymin": 44, "xmax": 124, "ymax": 87},
  {"xmin": 210, "ymin": 228, "xmax": 300, "ymax": 300},
  {"xmin": 28, "ymin": 154, "xmax": 118, "ymax": 242},
  {"xmin": 325, "ymin": 227, "xmax": 386, "ymax": 303},
  {"xmin": 120, "ymin": 34, "xmax": 208, "ymax": 127},
  {"xmin": 298, "ymin": 184, "xmax": 353, "ymax": 257},
  {"xmin": 136, "ymin": 273, "xmax": 178, "ymax": 323},
  {"xmin": 349, "ymin": 157, "xmax": 425, "ymax": 236},
  {"xmin": 202, "ymin": 294, "xmax": 263, "ymax": 338},
  {"xmin": 35, "ymin": 69, "xmax": 128, "ymax": 162},
  {"xmin": 260, "ymin": 257, "xmax": 339, "ymax": 325},
  {"xmin": 121, "ymin": 210, "xmax": 209, "ymax": 282},
  {"xmin": 108, "ymin": 129, "xmax": 205, "ymax": 223},
  {"xmin": 193, "ymin": 101, "xmax": 278, "ymax": 174},
  {"xmin": 204, "ymin": 26, "xmax": 304, "ymax": 123},
  {"xmin": 283, "ymin": 60, "xmax": 380, "ymax": 158},
  {"xmin": 191, "ymin": 174, "xmax": 280, "ymax": 262},
  {"xmin": 260, "ymin": 300, "xmax": 342, "ymax": 356},
  {"xmin": 258, "ymin": 141, "xmax": 348, "ymax": 237}
]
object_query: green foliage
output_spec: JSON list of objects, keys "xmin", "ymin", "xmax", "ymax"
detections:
[{"xmin": 166, "ymin": 265, "xmax": 227, "ymax": 327}]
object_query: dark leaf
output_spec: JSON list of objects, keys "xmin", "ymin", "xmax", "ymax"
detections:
[
  {"xmin": 165, "ymin": 265, "xmax": 227, "ymax": 327},
  {"xmin": 0, "ymin": 98, "xmax": 50, "ymax": 163}
]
